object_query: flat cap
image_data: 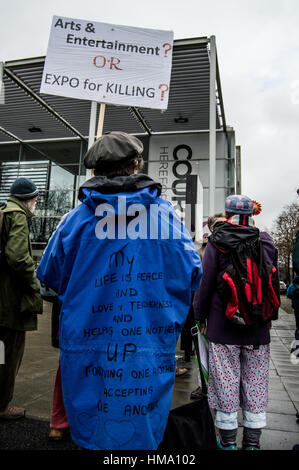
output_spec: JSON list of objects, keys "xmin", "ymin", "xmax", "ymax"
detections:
[{"xmin": 84, "ymin": 131, "xmax": 143, "ymax": 169}]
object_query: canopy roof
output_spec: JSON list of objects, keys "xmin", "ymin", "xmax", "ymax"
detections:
[{"xmin": 0, "ymin": 37, "xmax": 226, "ymax": 144}]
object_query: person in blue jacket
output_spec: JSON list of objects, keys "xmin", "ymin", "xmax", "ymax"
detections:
[{"xmin": 37, "ymin": 131, "xmax": 202, "ymax": 451}]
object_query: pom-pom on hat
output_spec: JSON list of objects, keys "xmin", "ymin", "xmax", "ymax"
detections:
[
  {"xmin": 252, "ymin": 200, "xmax": 262, "ymax": 215},
  {"xmin": 225, "ymin": 194, "xmax": 256, "ymax": 215},
  {"xmin": 10, "ymin": 177, "xmax": 39, "ymax": 201},
  {"xmin": 84, "ymin": 131, "xmax": 143, "ymax": 170}
]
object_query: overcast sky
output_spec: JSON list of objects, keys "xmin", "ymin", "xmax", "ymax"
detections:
[{"xmin": 1, "ymin": 0, "xmax": 298, "ymax": 230}]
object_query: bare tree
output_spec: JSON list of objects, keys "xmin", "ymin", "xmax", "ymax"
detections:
[
  {"xmin": 271, "ymin": 202, "xmax": 299, "ymax": 283},
  {"xmin": 29, "ymin": 189, "xmax": 73, "ymax": 244}
]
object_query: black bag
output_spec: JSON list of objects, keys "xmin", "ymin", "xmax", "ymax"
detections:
[
  {"xmin": 158, "ymin": 328, "xmax": 217, "ymax": 451},
  {"xmin": 210, "ymin": 223, "xmax": 280, "ymax": 330},
  {"xmin": 158, "ymin": 397, "xmax": 217, "ymax": 451}
]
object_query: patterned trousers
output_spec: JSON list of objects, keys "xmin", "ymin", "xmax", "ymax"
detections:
[{"xmin": 208, "ymin": 342, "xmax": 270, "ymax": 429}]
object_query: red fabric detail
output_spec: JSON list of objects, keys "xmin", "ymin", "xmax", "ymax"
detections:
[
  {"xmin": 247, "ymin": 258, "xmax": 253, "ymax": 283},
  {"xmin": 223, "ymin": 272, "xmax": 239, "ymax": 319},
  {"xmin": 262, "ymin": 267, "xmax": 280, "ymax": 321},
  {"xmin": 252, "ymin": 261, "xmax": 262, "ymax": 304},
  {"xmin": 244, "ymin": 258, "xmax": 252, "ymax": 303},
  {"xmin": 244, "ymin": 283, "xmax": 252, "ymax": 303},
  {"xmin": 214, "ymin": 245, "xmax": 229, "ymax": 254},
  {"xmin": 50, "ymin": 361, "xmax": 69, "ymax": 429}
]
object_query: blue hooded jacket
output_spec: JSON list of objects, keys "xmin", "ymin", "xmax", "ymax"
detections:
[{"xmin": 37, "ymin": 174, "xmax": 202, "ymax": 450}]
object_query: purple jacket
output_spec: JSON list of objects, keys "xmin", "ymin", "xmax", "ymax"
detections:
[{"xmin": 193, "ymin": 231, "xmax": 279, "ymax": 345}]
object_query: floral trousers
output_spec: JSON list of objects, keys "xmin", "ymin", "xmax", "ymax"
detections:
[{"xmin": 208, "ymin": 342, "xmax": 270, "ymax": 429}]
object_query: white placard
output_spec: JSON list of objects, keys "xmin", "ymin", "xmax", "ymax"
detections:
[{"xmin": 40, "ymin": 16, "xmax": 173, "ymax": 109}]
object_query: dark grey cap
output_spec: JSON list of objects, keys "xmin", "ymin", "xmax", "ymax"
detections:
[
  {"xmin": 10, "ymin": 177, "xmax": 39, "ymax": 201},
  {"xmin": 84, "ymin": 131, "xmax": 143, "ymax": 170}
]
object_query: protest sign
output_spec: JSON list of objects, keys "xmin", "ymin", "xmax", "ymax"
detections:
[{"xmin": 40, "ymin": 16, "xmax": 173, "ymax": 109}]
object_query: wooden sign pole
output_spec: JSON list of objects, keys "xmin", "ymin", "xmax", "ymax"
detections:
[
  {"xmin": 96, "ymin": 102, "xmax": 106, "ymax": 138},
  {"xmin": 86, "ymin": 102, "xmax": 106, "ymax": 179}
]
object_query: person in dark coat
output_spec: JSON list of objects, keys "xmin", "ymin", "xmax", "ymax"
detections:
[
  {"xmin": 37, "ymin": 131, "xmax": 202, "ymax": 451},
  {"xmin": 193, "ymin": 195, "xmax": 279, "ymax": 450},
  {"xmin": 0, "ymin": 178, "xmax": 43, "ymax": 420}
]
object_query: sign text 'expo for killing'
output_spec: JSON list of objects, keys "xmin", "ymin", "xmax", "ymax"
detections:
[{"xmin": 40, "ymin": 16, "xmax": 173, "ymax": 109}]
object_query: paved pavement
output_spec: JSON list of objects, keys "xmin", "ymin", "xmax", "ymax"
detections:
[{"xmin": 2, "ymin": 300, "xmax": 299, "ymax": 450}]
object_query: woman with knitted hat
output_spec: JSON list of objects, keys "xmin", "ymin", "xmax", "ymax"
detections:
[{"xmin": 193, "ymin": 195, "xmax": 279, "ymax": 450}]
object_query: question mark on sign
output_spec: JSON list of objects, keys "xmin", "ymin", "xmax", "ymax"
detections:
[
  {"xmin": 162, "ymin": 43, "xmax": 172, "ymax": 58},
  {"xmin": 159, "ymin": 83, "xmax": 169, "ymax": 101}
]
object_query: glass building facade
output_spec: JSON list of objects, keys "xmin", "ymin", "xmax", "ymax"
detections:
[
  {"xmin": 0, "ymin": 137, "xmax": 149, "ymax": 262},
  {"xmin": 0, "ymin": 140, "xmax": 86, "ymax": 261}
]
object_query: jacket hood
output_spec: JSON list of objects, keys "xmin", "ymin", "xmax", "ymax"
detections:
[
  {"xmin": 78, "ymin": 174, "xmax": 162, "ymax": 214},
  {"xmin": 209, "ymin": 221, "xmax": 260, "ymax": 252}
]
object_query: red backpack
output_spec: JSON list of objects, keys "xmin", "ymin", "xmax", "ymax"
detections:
[{"xmin": 210, "ymin": 223, "xmax": 280, "ymax": 339}]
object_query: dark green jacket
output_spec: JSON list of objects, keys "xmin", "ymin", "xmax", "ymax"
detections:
[{"xmin": 0, "ymin": 197, "xmax": 43, "ymax": 331}]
